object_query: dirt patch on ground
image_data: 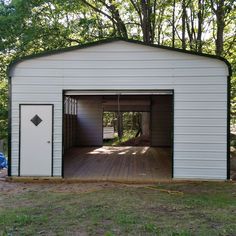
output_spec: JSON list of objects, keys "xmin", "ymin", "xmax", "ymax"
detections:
[
  {"xmin": 120, "ymin": 135, "xmax": 150, "ymax": 146},
  {"xmin": 0, "ymin": 181, "xmax": 109, "ymax": 195},
  {"xmin": 0, "ymin": 179, "xmax": 149, "ymax": 196},
  {"xmin": 0, "ymin": 168, "xmax": 7, "ymax": 179},
  {"xmin": 1, "ymin": 177, "xmax": 236, "ymax": 197}
]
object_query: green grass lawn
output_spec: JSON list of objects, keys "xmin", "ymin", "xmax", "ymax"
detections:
[
  {"xmin": 103, "ymin": 130, "xmax": 137, "ymax": 146},
  {"xmin": 0, "ymin": 181, "xmax": 236, "ymax": 235}
]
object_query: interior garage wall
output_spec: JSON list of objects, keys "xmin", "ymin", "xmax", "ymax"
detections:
[
  {"xmin": 151, "ymin": 95, "xmax": 173, "ymax": 147},
  {"xmin": 64, "ymin": 97, "xmax": 77, "ymax": 151},
  {"xmin": 76, "ymin": 96, "xmax": 103, "ymax": 146}
]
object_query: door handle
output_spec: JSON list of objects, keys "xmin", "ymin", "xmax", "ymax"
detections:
[{"xmin": 47, "ymin": 141, "xmax": 51, "ymax": 143}]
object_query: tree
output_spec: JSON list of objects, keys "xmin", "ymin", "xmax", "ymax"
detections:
[
  {"xmin": 0, "ymin": 0, "xmax": 236, "ymax": 142},
  {"xmin": 210, "ymin": 0, "xmax": 235, "ymax": 56},
  {"xmin": 0, "ymin": 53, "xmax": 10, "ymax": 141}
]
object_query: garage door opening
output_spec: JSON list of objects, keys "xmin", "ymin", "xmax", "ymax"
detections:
[
  {"xmin": 102, "ymin": 95, "xmax": 151, "ymax": 146},
  {"xmin": 63, "ymin": 92, "xmax": 173, "ymax": 182}
]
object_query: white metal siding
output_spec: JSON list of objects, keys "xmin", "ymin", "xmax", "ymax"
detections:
[{"xmin": 10, "ymin": 41, "xmax": 228, "ymax": 179}]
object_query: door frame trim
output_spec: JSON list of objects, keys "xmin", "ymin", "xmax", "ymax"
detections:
[
  {"xmin": 62, "ymin": 89, "xmax": 174, "ymax": 179},
  {"xmin": 19, "ymin": 104, "xmax": 54, "ymax": 177}
]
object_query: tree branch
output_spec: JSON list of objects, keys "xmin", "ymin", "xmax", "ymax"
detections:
[
  {"xmin": 80, "ymin": 0, "xmax": 116, "ymax": 24},
  {"xmin": 129, "ymin": 0, "xmax": 143, "ymax": 25}
]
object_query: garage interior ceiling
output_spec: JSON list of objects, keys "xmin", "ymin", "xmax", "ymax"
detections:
[{"xmin": 65, "ymin": 90, "xmax": 174, "ymax": 96}]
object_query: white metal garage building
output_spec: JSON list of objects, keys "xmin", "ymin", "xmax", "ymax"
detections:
[{"xmin": 8, "ymin": 38, "xmax": 231, "ymax": 180}]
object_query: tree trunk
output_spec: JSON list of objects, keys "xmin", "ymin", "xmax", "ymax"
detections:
[
  {"xmin": 141, "ymin": 0, "xmax": 150, "ymax": 43},
  {"xmin": 172, "ymin": 0, "xmax": 176, "ymax": 48},
  {"xmin": 108, "ymin": 0, "xmax": 128, "ymax": 38},
  {"xmin": 210, "ymin": 0, "xmax": 225, "ymax": 56},
  {"xmin": 130, "ymin": 0, "xmax": 155, "ymax": 44},
  {"xmin": 141, "ymin": 112, "xmax": 150, "ymax": 136},
  {"xmin": 117, "ymin": 112, "xmax": 123, "ymax": 140},
  {"xmin": 197, "ymin": 0, "xmax": 203, "ymax": 52},
  {"xmin": 81, "ymin": 0, "xmax": 128, "ymax": 39},
  {"xmin": 215, "ymin": 0, "xmax": 225, "ymax": 56},
  {"xmin": 182, "ymin": 0, "xmax": 186, "ymax": 50},
  {"xmin": 186, "ymin": 8, "xmax": 194, "ymax": 50},
  {"xmin": 140, "ymin": 0, "xmax": 156, "ymax": 44},
  {"xmin": 0, "ymin": 139, "xmax": 4, "ymax": 153}
]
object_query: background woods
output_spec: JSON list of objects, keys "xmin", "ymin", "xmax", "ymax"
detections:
[{"xmin": 0, "ymin": 0, "xmax": 235, "ymax": 142}]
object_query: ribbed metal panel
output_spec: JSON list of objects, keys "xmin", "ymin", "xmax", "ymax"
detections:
[{"xmin": 10, "ymin": 41, "xmax": 228, "ymax": 179}]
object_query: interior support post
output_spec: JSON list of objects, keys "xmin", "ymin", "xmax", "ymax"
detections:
[{"xmin": 117, "ymin": 95, "xmax": 123, "ymax": 140}]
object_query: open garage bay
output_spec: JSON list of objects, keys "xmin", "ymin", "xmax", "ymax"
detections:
[{"xmin": 64, "ymin": 147, "xmax": 172, "ymax": 182}]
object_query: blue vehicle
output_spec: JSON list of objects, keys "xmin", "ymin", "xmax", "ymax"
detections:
[{"xmin": 0, "ymin": 153, "xmax": 7, "ymax": 169}]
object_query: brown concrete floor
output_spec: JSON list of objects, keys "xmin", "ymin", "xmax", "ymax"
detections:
[{"xmin": 64, "ymin": 146, "xmax": 172, "ymax": 182}]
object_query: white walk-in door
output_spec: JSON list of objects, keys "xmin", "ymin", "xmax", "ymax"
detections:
[{"xmin": 20, "ymin": 105, "xmax": 53, "ymax": 176}]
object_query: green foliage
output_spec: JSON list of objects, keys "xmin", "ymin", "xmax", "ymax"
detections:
[
  {"xmin": 0, "ymin": 0, "xmax": 236, "ymax": 140},
  {"xmin": 0, "ymin": 53, "xmax": 11, "ymax": 140},
  {"xmin": 103, "ymin": 112, "xmax": 141, "ymax": 131},
  {"xmin": 103, "ymin": 112, "xmax": 116, "ymax": 128},
  {"xmin": 231, "ymin": 76, "xmax": 236, "ymax": 124},
  {"xmin": 0, "ymin": 80, "xmax": 7, "ymax": 139},
  {"xmin": 104, "ymin": 130, "xmax": 137, "ymax": 146},
  {"xmin": 103, "ymin": 111, "xmax": 141, "ymax": 145}
]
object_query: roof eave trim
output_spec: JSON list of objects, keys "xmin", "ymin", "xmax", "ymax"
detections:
[{"xmin": 7, "ymin": 37, "xmax": 232, "ymax": 77}]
